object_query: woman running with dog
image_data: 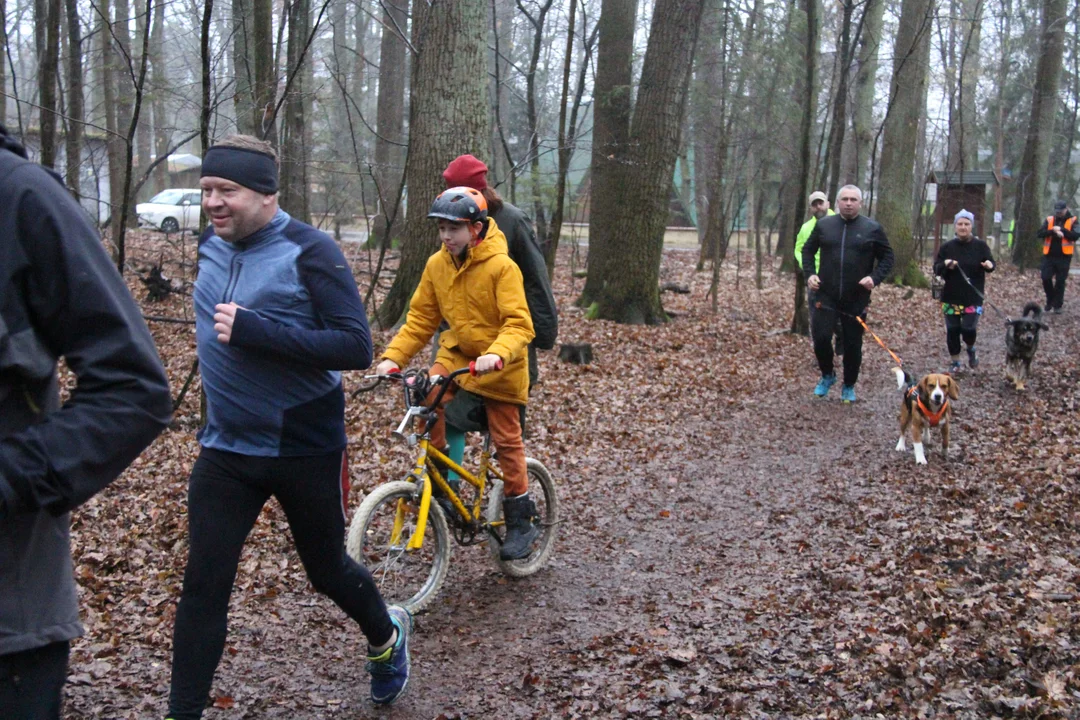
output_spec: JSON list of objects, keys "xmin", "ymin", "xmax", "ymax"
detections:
[{"xmin": 933, "ymin": 209, "xmax": 995, "ymax": 373}]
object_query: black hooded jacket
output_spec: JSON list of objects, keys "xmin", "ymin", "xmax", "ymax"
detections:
[
  {"xmin": 0, "ymin": 125, "xmax": 172, "ymax": 655},
  {"xmin": 802, "ymin": 213, "xmax": 895, "ymax": 308}
]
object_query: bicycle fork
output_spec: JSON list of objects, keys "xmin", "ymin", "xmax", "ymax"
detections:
[{"xmin": 393, "ymin": 450, "xmax": 436, "ymax": 551}]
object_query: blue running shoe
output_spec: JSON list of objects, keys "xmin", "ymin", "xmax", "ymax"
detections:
[
  {"xmin": 813, "ymin": 374, "xmax": 837, "ymax": 397},
  {"xmin": 368, "ymin": 605, "xmax": 412, "ymax": 704},
  {"xmin": 840, "ymin": 385, "xmax": 856, "ymax": 403}
]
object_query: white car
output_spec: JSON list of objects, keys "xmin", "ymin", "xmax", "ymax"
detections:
[{"xmin": 137, "ymin": 189, "xmax": 202, "ymax": 233}]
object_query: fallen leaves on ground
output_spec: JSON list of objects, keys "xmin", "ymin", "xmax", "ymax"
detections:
[{"xmin": 62, "ymin": 232, "xmax": 1078, "ymax": 719}]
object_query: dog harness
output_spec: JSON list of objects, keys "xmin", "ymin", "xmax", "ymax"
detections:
[
  {"xmin": 1043, "ymin": 216, "xmax": 1075, "ymax": 255},
  {"xmin": 906, "ymin": 386, "xmax": 949, "ymax": 427}
]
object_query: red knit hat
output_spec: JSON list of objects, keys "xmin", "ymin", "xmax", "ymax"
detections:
[{"xmin": 442, "ymin": 154, "xmax": 488, "ymax": 191}]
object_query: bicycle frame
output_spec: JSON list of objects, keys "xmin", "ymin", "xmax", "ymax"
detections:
[
  {"xmin": 383, "ymin": 366, "xmax": 507, "ymax": 551},
  {"xmin": 394, "ymin": 439, "xmax": 507, "ymax": 551}
]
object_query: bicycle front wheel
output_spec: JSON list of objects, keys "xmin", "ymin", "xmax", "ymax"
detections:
[
  {"xmin": 346, "ymin": 480, "xmax": 451, "ymax": 615},
  {"xmin": 486, "ymin": 458, "xmax": 559, "ymax": 577}
]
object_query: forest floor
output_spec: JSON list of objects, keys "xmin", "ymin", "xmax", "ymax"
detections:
[{"xmin": 62, "ymin": 233, "xmax": 1079, "ymax": 719}]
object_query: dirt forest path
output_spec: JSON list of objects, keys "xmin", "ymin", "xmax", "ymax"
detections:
[{"xmin": 63, "ymin": 246, "xmax": 1079, "ymax": 719}]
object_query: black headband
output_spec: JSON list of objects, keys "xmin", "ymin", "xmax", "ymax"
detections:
[{"xmin": 201, "ymin": 146, "xmax": 279, "ymax": 194}]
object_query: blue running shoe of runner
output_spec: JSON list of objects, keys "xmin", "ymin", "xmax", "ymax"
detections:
[
  {"xmin": 814, "ymin": 374, "xmax": 837, "ymax": 397},
  {"xmin": 367, "ymin": 605, "xmax": 412, "ymax": 704}
]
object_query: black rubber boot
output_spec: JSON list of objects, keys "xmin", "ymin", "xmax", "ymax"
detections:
[{"xmin": 500, "ymin": 494, "xmax": 540, "ymax": 560}]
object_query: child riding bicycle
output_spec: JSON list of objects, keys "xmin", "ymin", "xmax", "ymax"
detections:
[{"xmin": 374, "ymin": 186, "xmax": 539, "ymax": 560}]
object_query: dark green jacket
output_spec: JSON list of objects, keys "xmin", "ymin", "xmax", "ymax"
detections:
[{"xmin": 493, "ymin": 203, "xmax": 557, "ymax": 350}]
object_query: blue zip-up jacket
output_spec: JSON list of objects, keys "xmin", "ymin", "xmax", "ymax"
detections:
[{"xmin": 194, "ymin": 209, "xmax": 372, "ymax": 456}]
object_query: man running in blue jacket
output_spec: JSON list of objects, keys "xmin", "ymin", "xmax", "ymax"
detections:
[{"xmin": 165, "ymin": 135, "xmax": 411, "ymax": 719}]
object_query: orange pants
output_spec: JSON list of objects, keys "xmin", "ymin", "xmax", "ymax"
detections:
[{"xmin": 424, "ymin": 364, "xmax": 528, "ymax": 497}]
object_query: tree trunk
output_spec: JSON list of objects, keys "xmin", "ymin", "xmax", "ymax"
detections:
[
  {"xmin": 35, "ymin": 0, "xmax": 61, "ymax": 168},
  {"xmin": 279, "ymin": 0, "xmax": 311, "ymax": 222},
  {"xmin": 233, "ymin": 0, "xmax": 257, "ymax": 135},
  {"xmin": 327, "ymin": 0, "xmax": 350, "ymax": 234},
  {"xmin": 1012, "ymin": 0, "xmax": 1068, "ymax": 269},
  {"xmin": 0, "ymin": 0, "xmax": 6, "ymax": 125},
  {"xmin": 580, "ymin": 0, "xmax": 635, "ymax": 301},
  {"xmin": 875, "ymin": 0, "xmax": 932, "ymax": 287},
  {"xmin": 490, "ymin": 0, "xmax": 515, "ymax": 187},
  {"xmin": 822, "ymin": 0, "xmax": 853, "ymax": 200},
  {"xmin": 108, "ymin": 0, "xmax": 133, "ymax": 232},
  {"xmin": 946, "ymin": 0, "xmax": 981, "ymax": 172},
  {"xmin": 373, "ymin": 0, "xmax": 408, "ymax": 241},
  {"xmin": 63, "ymin": 0, "xmax": 83, "ymax": 196},
  {"xmin": 151, "ymin": 0, "xmax": 168, "ymax": 195},
  {"xmin": 375, "ymin": 0, "xmax": 490, "ymax": 328},
  {"xmin": 693, "ymin": 0, "xmax": 724, "ymax": 268},
  {"xmin": 115, "ymin": 0, "xmax": 153, "ymax": 271},
  {"xmin": 134, "ymin": 6, "xmax": 151, "ymax": 192},
  {"xmin": 580, "ymin": 0, "xmax": 704, "ymax": 325},
  {"xmin": 846, "ymin": 0, "xmax": 882, "ymax": 188},
  {"xmin": 102, "ymin": 0, "xmax": 125, "ymax": 235},
  {"xmin": 790, "ymin": 0, "xmax": 817, "ymax": 335},
  {"xmin": 521, "ymin": 0, "xmax": 555, "ymax": 256},
  {"xmin": 544, "ymin": 0, "xmax": 578, "ymax": 276},
  {"xmin": 253, "ymin": 0, "xmax": 274, "ymax": 144}
]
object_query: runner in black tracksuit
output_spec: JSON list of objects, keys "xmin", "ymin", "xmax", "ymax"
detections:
[{"xmin": 802, "ymin": 186, "xmax": 894, "ymax": 402}]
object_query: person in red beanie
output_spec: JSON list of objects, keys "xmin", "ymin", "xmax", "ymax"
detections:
[{"xmin": 442, "ymin": 155, "xmax": 557, "ymax": 388}]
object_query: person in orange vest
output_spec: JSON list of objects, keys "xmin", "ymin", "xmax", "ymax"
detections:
[{"xmin": 1038, "ymin": 200, "xmax": 1077, "ymax": 314}]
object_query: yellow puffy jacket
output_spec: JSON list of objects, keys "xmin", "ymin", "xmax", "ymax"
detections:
[{"xmin": 382, "ymin": 219, "xmax": 535, "ymax": 405}]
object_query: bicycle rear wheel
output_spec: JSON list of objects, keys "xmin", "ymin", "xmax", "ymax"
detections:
[
  {"xmin": 486, "ymin": 458, "xmax": 559, "ymax": 577},
  {"xmin": 346, "ymin": 480, "xmax": 451, "ymax": 615}
]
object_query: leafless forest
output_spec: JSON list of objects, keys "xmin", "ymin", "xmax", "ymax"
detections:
[{"xmin": 3, "ymin": 0, "xmax": 1080, "ymax": 717}]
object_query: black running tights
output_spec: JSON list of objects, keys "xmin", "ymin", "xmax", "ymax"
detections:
[{"xmin": 167, "ymin": 448, "xmax": 393, "ymax": 720}]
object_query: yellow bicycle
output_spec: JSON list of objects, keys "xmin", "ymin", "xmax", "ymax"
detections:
[{"xmin": 346, "ymin": 365, "xmax": 559, "ymax": 614}]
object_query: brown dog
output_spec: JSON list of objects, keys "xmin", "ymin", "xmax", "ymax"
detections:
[{"xmin": 892, "ymin": 368, "xmax": 959, "ymax": 465}]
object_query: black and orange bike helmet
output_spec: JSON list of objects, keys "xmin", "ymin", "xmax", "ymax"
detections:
[{"xmin": 428, "ymin": 186, "xmax": 488, "ymax": 224}]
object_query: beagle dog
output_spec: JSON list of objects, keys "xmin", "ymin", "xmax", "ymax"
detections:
[{"xmin": 892, "ymin": 368, "xmax": 959, "ymax": 465}]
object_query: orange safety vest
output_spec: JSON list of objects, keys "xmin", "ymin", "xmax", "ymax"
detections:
[{"xmin": 1043, "ymin": 216, "xmax": 1076, "ymax": 255}]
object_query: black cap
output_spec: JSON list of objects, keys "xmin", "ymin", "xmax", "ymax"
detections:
[{"xmin": 1054, "ymin": 200, "xmax": 1068, "ymax": 212}]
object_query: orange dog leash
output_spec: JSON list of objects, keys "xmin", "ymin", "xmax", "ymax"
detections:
[{"xmin": 814, "ymin": 300, "xmax": 904, "ymax": 368}]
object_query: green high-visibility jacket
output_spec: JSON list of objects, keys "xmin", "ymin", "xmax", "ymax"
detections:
[{"xmin": 795, "ymin": 209, "xmax": 836, "ymax": 272}]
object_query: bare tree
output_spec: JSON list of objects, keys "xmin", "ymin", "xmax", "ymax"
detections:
[
  {"xmin": 373, "ymin": 0, "xmax": 409, "ymax": 240},
  {"xmin": 150, "ymin": 0, "xmax": 167, "ymax": 194},
  {"xmin": 845, "ymin": 0, "xmax": 883, "ymax": 188},
  {"xmin": 63, "ymin": 0, "xmax": 84, "ymax": 194},
  {"xmin": 34, "ymin": 0, "xmax": 61, "ymax": 168},
  {"xmin": 545, "ymin": 0, "xmax": 597, "ymax": 275},
  {"xmin": 518, "ymin": 0, "xmax": 556, "ymax": 249},
  {"xmin": 790, "ymin": 0, "xmax": 819, "ymax": 335},
  {"xmin": 279, "ymin": 0, "xmax": 312, "ymax": 222},
  {"xmin": 0, "ymin": 0, "xmax": 6, "ymax": 125},
  {"xmin": 1012, "ymin": 0, "xmax": 1068, "ymax": 268},
  {"xmin": 875, "ymin": 0, "xmax": 933, "ymax": 286},
  {"xmin": 580, "ymin": 0, "xmax": 705, "ymax": 324},
  {"xmin": 376, "ymin": 0, "xmax": 491, "ymax": 328}
]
